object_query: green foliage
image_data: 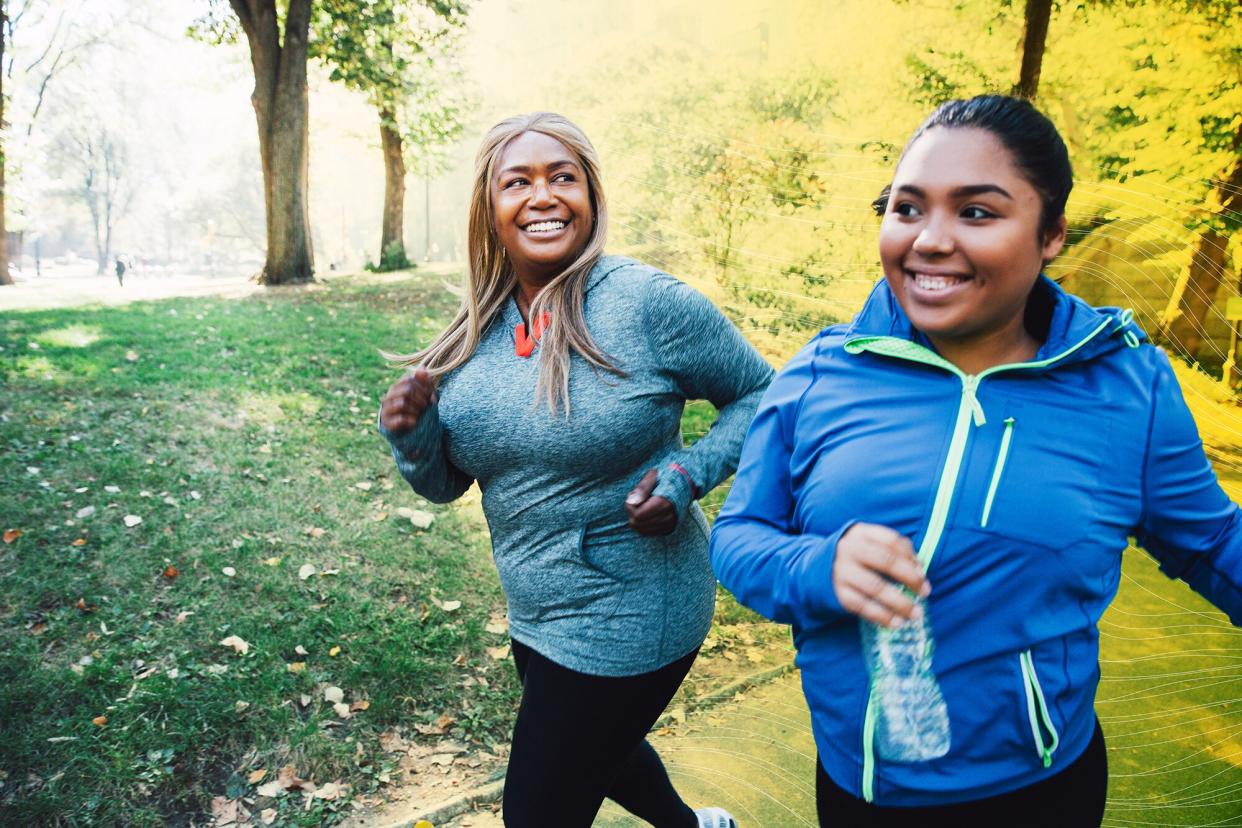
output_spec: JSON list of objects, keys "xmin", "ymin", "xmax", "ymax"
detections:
[
  {"xmin": 186, "ymin": 0, "xmax": 241, "ymax": 45},
  {"xmin": 307, "ymin": 0, "xmax": 473, "ymax": 176},
  {"xmin": 365, "ymin": 240, "xmax": 414, "ymax": 272}
]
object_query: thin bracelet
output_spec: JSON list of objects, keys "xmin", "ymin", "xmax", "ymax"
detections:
[{"xmin": 668, "ymin": 463, "xmax": 698, "ymax": 499}]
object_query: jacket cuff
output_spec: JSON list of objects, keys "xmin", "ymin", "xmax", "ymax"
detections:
[
  {"xmin": 376, "ymin": 404, "xmax": 440, "ymax": 462},
  {"xmin": 652, "ymin": 463, "xmax": 696, "ymax": 516}
]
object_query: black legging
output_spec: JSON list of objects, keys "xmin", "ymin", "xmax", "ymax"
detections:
[
  {"xmin": 503, "ymin": 638, "xmax": 699, "ymax": 828},
  {"xmin": 816, "ymin": 717, "xmax": 1108, "ymax": 826}
]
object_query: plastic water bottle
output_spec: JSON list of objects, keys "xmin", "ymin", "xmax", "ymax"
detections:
[{"xmin": 860, "ymin": 596, "xmax": 951, "ymax": 762}]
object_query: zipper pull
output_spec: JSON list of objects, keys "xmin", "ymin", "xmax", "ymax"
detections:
[{"xmin": 960, "ymin": 375, "xmax": 986, "ymax": 427}]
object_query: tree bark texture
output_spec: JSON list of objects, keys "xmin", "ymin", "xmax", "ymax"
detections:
[
  {"xmin": 0, "ymin": 0, "xmax": 12, "ymax": 287},
  {"xmin": 1015, "ymin": 0, "xmax": 1052, "ymax": 100},
  {"xmin": 379, "ymin": 109, "xmax": 406, "ymax": 262},
  {"xmin": 230, "ymin": 0, "xmax": 314, "ymax": 285},
  {"xmin": 1159, "ymin": 123, "xmax": 1242, "ymax": 360}
]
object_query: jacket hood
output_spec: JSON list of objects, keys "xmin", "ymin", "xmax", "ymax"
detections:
[{"xmin": 844, "ymin": 275, "xmax": 1144, "ymax": 371}]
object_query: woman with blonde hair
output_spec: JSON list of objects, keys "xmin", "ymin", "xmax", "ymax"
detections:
[{"xmin": 378, "ymin": 112, "xmax": 771, "ymax": 828}]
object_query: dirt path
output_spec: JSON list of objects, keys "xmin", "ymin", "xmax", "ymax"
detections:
[
  {"xmin": 0, "ymin": 264, "xmax": 466, "ymax": 313},
  {"xmin": 346, "ymin": 668, "xmax": 814, "ymax": 828}
]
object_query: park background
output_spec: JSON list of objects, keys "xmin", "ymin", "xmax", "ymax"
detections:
[{"xmin": 2, "ymin": 0, "xmax": 1242, "ymax": 825}]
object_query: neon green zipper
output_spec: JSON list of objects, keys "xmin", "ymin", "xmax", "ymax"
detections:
[
  {"xmin": 1020, "ymin": 650, "xmax": 1060, "ymax": 767},
  {"xmin": 846, "ymin": 318, "xmax": 1113, "ymax": 803},
  {"xmin": 980, "ymin": 418, "xmax": 1016, "ymax": 527}
]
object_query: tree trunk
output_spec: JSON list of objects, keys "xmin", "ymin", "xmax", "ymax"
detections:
[
  {"xmin": 230, "ymin": 0, "xmax": 314, "ymax": 285},
  {"xmin": 0, "ymin": 0, "xmax": 12, "ymax": 287},
  {"xmin": 1015, "ymin": 0, "xmax": 1053, "ymax": 100},
  {"xmin": 1159, "ymin": 123, "xmax": 1242, "ymax": 360},
  {"xmin": 378, "ymin": 108, "xmax": 406, "ymax": 264}
]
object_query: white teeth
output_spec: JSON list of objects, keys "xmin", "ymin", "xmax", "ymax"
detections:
[
  {"xmin": 524, "ymin": 220, "xmax": 566, "ymax": 233},
  {"xmin": 913, "ymin": 272, "xmax": 964, "ymax": 292}
]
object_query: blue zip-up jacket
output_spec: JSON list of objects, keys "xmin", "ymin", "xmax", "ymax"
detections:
[{"xmin": 710, "ymin": 275, "xmax": 1242, "ymax": 806}]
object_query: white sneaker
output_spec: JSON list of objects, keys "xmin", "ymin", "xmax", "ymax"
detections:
[{"xmin": 694, "ymin": 806, "xmax": 738, "ymax": 828}]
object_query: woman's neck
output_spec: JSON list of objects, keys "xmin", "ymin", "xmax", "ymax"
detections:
[
  {"xmin": 513, "ymin": 272, "xmax": 553, "ymax": 325},
  {"xmin": 926, "ymin": 323, "xmax": 1041, "ymax": 375}
]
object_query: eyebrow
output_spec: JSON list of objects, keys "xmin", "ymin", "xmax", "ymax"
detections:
[
  {"xmin": 895, "ymin": 183, "xmax": 1014, "ymax": 200},
  {"xmin": 497, "ymin": 159, "xmax": 581, "ymax": 177}
]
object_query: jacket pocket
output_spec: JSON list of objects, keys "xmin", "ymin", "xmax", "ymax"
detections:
[
  {"xmin": 1019, "ymin": 649, "xmax": 1060, "ymax": 768},
  {"xmin": 980, "ymin": 417, "xmax": 1015, "ymax": 527}
]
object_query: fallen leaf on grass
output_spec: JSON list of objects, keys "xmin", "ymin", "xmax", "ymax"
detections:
[
  {"xmin": 407, "ymin": 510, "xmax": 434, "ymax": 529},
  {"xmin": 262, "ymin": 557, "xmax": 281, "ymax": 566},
  {"xmin": 328, "ymin": 646, "xmax": 341, "ymax": 657},
  {"xmin": 486, "ymin": 645, "xmax": 511, "ymax": 660},
  {"xmin": 323, "ymin": 686, "xmax": 344, "ymax": 703},
  {"xmin": 75, "ymin": 598, "xmax": 95, "ymax": 613},
  {"xmin": 29, "ymin": 622, "xmax": 48, "ymax": 635},
  {"xmin": 441, "ymin": 600, "xmax": 461, "ymax": 612},
  {"xmin": 3, "ymin": 529, "xmax": 21, "ymax": 544},
  {"xmin": 222, "ymin": 567, "xmax": 236, "ymax": 577},
  {"xmin": 276, "ymin": 765, "xmax": 315, "ymax": 792},
  {"xmin": 125, "ymin": 350, "xmax": 139, "ymax": 362},
  {"xmin": 248, "ymin": 768, "xmax": 267, "ymax": 784},
  {"xmin": 72, "ymin": 538, "xmax": 87, "ymax": 546},
  {"xmin": 300, "ymin": 694, "xmax": 311, "ymax": 707},
  {"xmin": 210, "ymin": 796, "xmax": 249, "ymax": 826},
  {"xmin": 294, "ymin": 645, "xmax": 308, "ymax": 656},
  {"xmin": 350, "ymin": 700, "xmax": 369, "ymax": 712},
  {"xmin": 105, "ymin": 485, "xmax": 121, "ymax": 493},
  {"xmin": 287, "ymin": 662, "xmax": 306, "ymax": 674},
  {"xmin": 176, "ymin": 611, "xmax": 193, "ymax": 624},
  {"xmin": 163, "ymin": 565, "xmax": 179, "ymax": 580},
  {"xmin": 219, "ymin": 635, "xmax": 250, "ymax": 655},
  {"xmin": 354, "ymin": 481, "xmax": 372, "ymax": 491},
  {"xmin": 260, "ymin": 807, "xmax": 277, "ymax": 825},
  {"xmin": 333, "ymin": 702, "xmax": 352, "ymax": 719},
  {"xmin": 306, "ymin": 527, "xmax": 325, "ymax": 538},
  {"xmin": 371, "ymin": 511, "xmax": 388, "ymax": 522},
  {"xmin": 484, "ymin": 621, "xmax": 508, "ymax": 635},
  {"xmin": 256, "ymin": 778, "xmax": 283, "ymax": 797},
  {"xmin": 123, "ymin": 515, "xmax": 143, "ymax": 528},
  {"xmin": 414, "ymin": 821, "xmax": 434, "ymax": 828},
  {"xmin": 297, "ymin": 564, "xmax": 316, "ymax": 581},
  {"xmin": 379, "ymin": 731, "xmax": 409, "ymax": 753},
  {"xmin": 92, "ymin": 715, "xmax": 107, "ymax": 726},
  {"xmin": 313, "ymin": 781, "xmax": 347, "ymax": 800},
  {"xmin": 75, "ymin": 506, "xmax": 95, "ymax": 519}
]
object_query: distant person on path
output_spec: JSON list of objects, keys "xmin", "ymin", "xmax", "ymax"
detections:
[
  {"xmin": 378, "ymin": 112, "xmax": 771, "ymax": 828},
  {"xmin": 710, "ymin": 95, "xmax": 1242, "ymax": 826},
  {"xmin": 114, "ymin": 255, "xmax": 126, "ymax": 287}
]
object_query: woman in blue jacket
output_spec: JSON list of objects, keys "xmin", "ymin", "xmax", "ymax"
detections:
[{"xmin": 710, "ymin": 95, "xmax": 1242, "ymax": 824}]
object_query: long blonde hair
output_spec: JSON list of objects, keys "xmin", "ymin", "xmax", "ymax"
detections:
[{"xmin": 387, "ymin": 112, "xmax": 620, "ymax": 414}]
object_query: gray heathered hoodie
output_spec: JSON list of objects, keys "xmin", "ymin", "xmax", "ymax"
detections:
[{"xmin": 380, "ymin": 256, "xmax": 774, "ymax": 676}]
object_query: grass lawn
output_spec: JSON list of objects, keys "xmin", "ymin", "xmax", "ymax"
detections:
[{"xmin": 0, "ymin": 271, "xmax": 522, "ymax": 826}]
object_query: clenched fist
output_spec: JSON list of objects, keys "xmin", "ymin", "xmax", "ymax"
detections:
[
  {"xmin": 625, "ymin": 468, "xmax": 678, "ymax": 536},
  {"xmin": 379, "ymin": 368, "xmax": 437, "ymax": 435}
]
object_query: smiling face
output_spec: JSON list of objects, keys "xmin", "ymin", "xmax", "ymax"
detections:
[
  {"xmin": 491, "ymin": 130, "xmax": 594, "ymax": 288},
  {"xmin": 879, "ymin": 126, "xmax": 1066, "ymax": 371}
]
